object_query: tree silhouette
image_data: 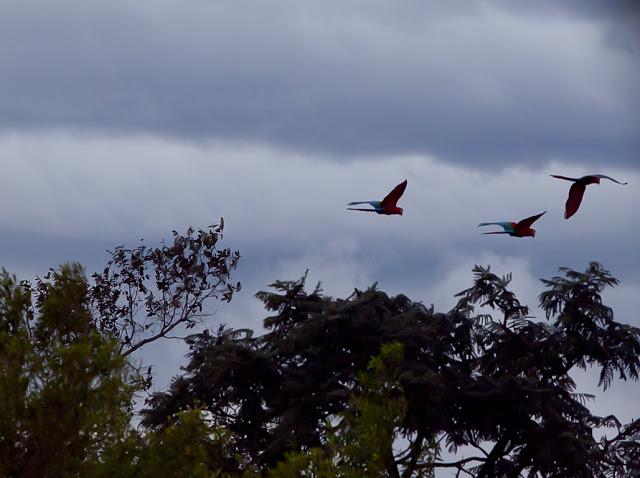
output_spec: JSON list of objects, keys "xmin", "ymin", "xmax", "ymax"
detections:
[
  {"xmin": 89, "ymin": 219, "xmax": 241, "ymax": 358},
  {"xmin": 142, "ymin": 262, "xmax": 640, "ymax": 477}
]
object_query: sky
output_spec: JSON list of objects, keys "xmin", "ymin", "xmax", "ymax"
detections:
[{"xmin": 1, "ymin": 0, "xmax": 638, "ymax": 471}]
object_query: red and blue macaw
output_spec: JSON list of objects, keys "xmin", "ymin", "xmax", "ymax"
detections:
[
  {"xmin": 347, "ymin": 180, "xmax": 407, "ymax": 215},
  {"xmin": 478, "ymin": 211, "xmax": 546, "ymax": 238},
  {"xmin": 551, "ymin": 174, "xmax": 628, "ymax": 219}
]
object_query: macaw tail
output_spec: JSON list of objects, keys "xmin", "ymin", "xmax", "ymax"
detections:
[
  {"xmin": 347, "ymin": 208, "xmax": 377, "ymax": 212},
  {"xmin": 596, "ymin": 174, "xmax": 628, "ymax": 185}
]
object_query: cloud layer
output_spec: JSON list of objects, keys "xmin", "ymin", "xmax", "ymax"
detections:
[
  {"xmin": 1, "ymin": 131, "xmax": 636, "ymax": 297},
  {"xmin": 0, "ymin": 1, "xmax": 638, "ymax": 166}
]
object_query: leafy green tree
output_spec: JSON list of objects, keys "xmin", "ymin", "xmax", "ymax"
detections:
[
  {"xmin": 143, "ymin": 263, "xmax": 640, "ymax": 477},
  {"xmin": 93, "ymin": 409, "xmax": 247, "ymax": 478},
  {"xmin": 0, "ymin": 262, "xmax": 246, "ymax": 478},
  {"xmin": 0, "ymin": 264, "xmax": 134, "ymax": 478},
  {"xmin": 0, "ymin": 221, "xmax": 243, "ymax": 477}
]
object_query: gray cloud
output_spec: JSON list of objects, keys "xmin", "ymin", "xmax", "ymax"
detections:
[
  {"xmin": 1, "ymin": 131, "xmax": 637, "ymax": 296},
  {"xmin": 0, "ymin": 1, "xmax": 637, "ymax": 167},
  {"xmin": 1, "ymin": 132, "xmax": 637, "ymax": 449}
]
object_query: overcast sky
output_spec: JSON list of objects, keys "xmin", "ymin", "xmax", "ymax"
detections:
[{"xmin": 1, "ymin": 1, "xmax": 638, "ymax": 471}]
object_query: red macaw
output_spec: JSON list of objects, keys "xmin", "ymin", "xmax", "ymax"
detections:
[
  {"xmin": 478, "ymin": 211, "xmax": 546, "ymax": 238},
  {"xmin": 551, "ymin": 174, "xmax": 628, "ymax": 219},
  {"xmin": 347, "ymin": 180, "xmax": 407, "ymax": 215}
]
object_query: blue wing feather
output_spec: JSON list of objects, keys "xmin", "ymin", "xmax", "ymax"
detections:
[
  {"xmin": 347, "ymin": 201, "xmax": 382, "ymax": 207},
  {"xmin": 477, "ymin": 222, "xmax": 514, "ymax": 232}
]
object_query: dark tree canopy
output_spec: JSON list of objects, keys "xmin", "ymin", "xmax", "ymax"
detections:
[{"xmin": 142, "ymin": 262, "xmax": 640, "ymax": 477}]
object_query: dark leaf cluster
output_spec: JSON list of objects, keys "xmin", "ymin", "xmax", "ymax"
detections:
[
  {"xmin": 89, "ymin": 219, "xmax": 241, "ymax": 357},
  {"xmin": 142, "ymin": 262, "xmax": 640, "ymax": 477}
]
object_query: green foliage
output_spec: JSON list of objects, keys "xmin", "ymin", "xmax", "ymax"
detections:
[
  {"xmin": 0, "ymin": 263, "xmax": 249, "ymax": 478},
  {"xmin": 93, "ymin": 409, "xmax": 242, "ymax": 478},
  {"xmin": 268, "ymin": 448, "xmax": 337, "ymax": 478},
  {"xmin": 0, "ymin": 265, "xmax": 134, "ymax": 477},
  {"xmin": 0, "ymin": 222, "xmax": 244, "ymax": 477},
  {"xmin": 269, "ymin": 343, "xmax": 432, "ymax": 478},
  {"xmin": 339, "ymin": 342, "xmax": 408, "ymax": 475}
]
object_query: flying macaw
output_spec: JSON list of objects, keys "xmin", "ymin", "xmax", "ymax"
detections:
[
  {"xmin": 551, "ymin": 174, "xmax": 628, "ymax": 219},
  {"xmin": 347, "ymin": 180, "xmax": 407, "ymax": 215},
  {"xmin": 478, "ymin": 211, "xmax": 546, "ymax": 238}
]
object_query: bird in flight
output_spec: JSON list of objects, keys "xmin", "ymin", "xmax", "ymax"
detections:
[
  {"xmin": 347, "ymin": 180, "xmax": 407, "ymax": 215},
  {"xmin": 551, "ymin": 174, "xmax": 628, "ymax": 219},
  {"xmin": 478, "ymin": 211, "xmax": 546, "ymax": 238}
]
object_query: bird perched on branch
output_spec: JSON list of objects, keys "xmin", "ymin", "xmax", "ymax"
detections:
[
  {"xmin": 347, "ymin": 180, "xmax": 407, "ymax": 215},
  {"xmin": 478, "ymin": 211, "xmax": 546, "ymax": 238},
  {"xmin": 551, "ymin": 174, "xmax": 628, "ymax": 219}
]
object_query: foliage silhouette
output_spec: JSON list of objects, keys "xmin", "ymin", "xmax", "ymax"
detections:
[
  {"xmin": 89, "ymin": 219, "xmax": 241, "ymax": 358},
  {"xmin": 142, "ymin": 262, "xmax": 640, "ymax": 477},
  {"xmin": 269, "ymin": 343, "xmax": 436, "ymax": 478}
]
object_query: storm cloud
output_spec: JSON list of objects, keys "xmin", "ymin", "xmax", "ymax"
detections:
[
  {"xmin": 1, "ymin": 132, "xmax": 638, "ymax": 414},
  {"xmin": 1, "ymin": 0, "xmax": 638, "ymax": 166}
]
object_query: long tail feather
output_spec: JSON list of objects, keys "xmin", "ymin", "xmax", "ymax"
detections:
[
  {"xmin": 481, "ymin": 231, "xmax": 509, "ymax": 235},
  {"xmin": 595, "ymin": 174, "xmax": 628, "ymax": 185},
  {"xmin": 347, "ymin": 208, "xmax": 377, "ymax": 212}
]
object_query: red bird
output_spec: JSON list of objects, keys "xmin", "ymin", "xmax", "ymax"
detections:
[
  {"xmin": 347, "ymin": 180, "xmax": 407, "ymax": 215},
  {"xmin": 478, "ymin": 211, "xmax": 546, "ymax": 238},
  {"xmin": 551, "ymin": 174, "xmax": 628, "ymax": 219}
]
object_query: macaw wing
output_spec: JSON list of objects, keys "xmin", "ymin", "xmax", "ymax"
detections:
[
  {"xmin": 551, "ymin": 174, "xmax": 579, "ymax": 182},
  {"xmin": 593, "ymin": 174, "xmax": 628, "ymax": 185},
  {"xmin": 565, "ymin": 183, "xmax": 586, "ymax": 219},
  {"xmin": 477, "ymin": 222, "xmax": 515, "ymax": 232},
  {"xmin": 347, "ymin": 201, "xmax": 382, "ymax": 207},
  {"xmin": 380, "ymin": 180, "xmax": 407, "ymax": 208},
  {"xmin": 517, "ymin": 211, "xmax": 546, "ymax": 228}
]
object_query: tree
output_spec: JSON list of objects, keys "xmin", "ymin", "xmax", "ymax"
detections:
[
  {"xmin": 270, "ymin": 343, "xmax": 435, "ymax": 478},
  {"xmin": 92, "ymin": 408, "xmax": 249, "ymax": 478},
  {"xmin": 0, "ymin": 262, "xmax": 246, "ymax": 478},
  {"xmin": 90, "ymin": 220, "xmax": 241, "ymax": 358},
  {"xmin": 0, "ymin": 264, "xmax": 134, "ymax": 478},
  {"xmin": 142, "ymin": 263, "xmax": 640, "ymax": 477}
]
